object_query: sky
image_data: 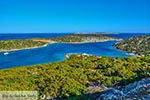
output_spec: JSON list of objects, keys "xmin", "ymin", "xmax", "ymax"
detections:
[{"xmin": 0, "ymin": 0, "xmax": 150, "ymax": 33}]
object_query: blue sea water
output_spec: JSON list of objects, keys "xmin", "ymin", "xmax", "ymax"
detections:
[{"xmin": 0, "ymin": 33, "xmax": 149, "ymax": 69}]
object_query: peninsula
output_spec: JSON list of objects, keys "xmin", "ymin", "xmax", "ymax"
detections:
[
  {"xmin": 0, "ymin": 34, "xmax": 120, "ymax": 52},
  {"xmin": 0, "ymin": 39, "xmax": 46, "ymax": 52}
]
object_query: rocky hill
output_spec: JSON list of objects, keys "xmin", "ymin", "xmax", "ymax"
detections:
[{"xmin": 115, "ymin": 35, "xmax": 150, "ymax": 55}]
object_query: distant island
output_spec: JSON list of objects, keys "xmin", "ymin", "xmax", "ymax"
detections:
[
  {"xmin": 0, "ymin": 34, "xmax": 120, "ymax": 52},
  {"xmin": 115, "ymin": 35, "xmax": 150, "ymax": 55},
  {"xmin": 42, "ymin": 34, "xmax": 120, "ymax": 43}
]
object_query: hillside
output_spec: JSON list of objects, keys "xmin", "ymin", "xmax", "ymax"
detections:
[
  {"xmin": 115, "ymin": 35, "xmax": 150, "ymax": 55},
  {"xmin": 0, "ymin": 54, "xmax": 150, "ymax": 99}
]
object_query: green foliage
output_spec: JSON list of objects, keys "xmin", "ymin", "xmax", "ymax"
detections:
[
  {"xmin": 0, "ymin": 55, "xmax": 150, "ymax": 99},
  {"xmin": 0, "ymin": 39, "xmax": 46, "ymax": 51},
  {"xmin": 50, "ymin": 34, "xmax": 117, "ymax": 43}
]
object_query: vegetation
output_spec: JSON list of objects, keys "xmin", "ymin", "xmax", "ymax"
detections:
[
  {"xmin": 0, "ymin": 39, "xmax": 46, "ymax": 52},
  {"xmin": 0, "ymin": 55, "xmax": 150, "ymax": 99},
  {"xmin": 115, "ymin": 35, "xmax": 150, "ymax": 55},
  {"xmin": 50, "ymin": 34, "xmax": 119, "ymax": 43}
]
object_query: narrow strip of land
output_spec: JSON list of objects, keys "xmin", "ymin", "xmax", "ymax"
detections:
[{"xmin": 0, "ymin": 34, "xmax": 121, "ymax": 52}]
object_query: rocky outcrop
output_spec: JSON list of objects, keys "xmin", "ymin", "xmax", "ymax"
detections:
[
  {"xmin": 97, "ymin": 88, "xmax": 123, "ymax": 100},
  {"xmin": 87, "ymin": 82, "xmax": 108, "ymax": 94},
  {"xmin": 96, "ymin": 78, "xmax": 150, "ymax": 100}
]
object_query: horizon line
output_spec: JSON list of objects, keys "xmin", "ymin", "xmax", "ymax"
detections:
[{"xmin": 0, "ymin": 32, "xmax": 149, "ymax": 34}]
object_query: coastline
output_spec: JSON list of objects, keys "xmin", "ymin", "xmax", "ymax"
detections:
[
  {"xmin": 114, "ymin": 45, "xmax": 140, "ymax": 57},
  {"xmin": 55, "ymin": 38, "xmax": 122, "ymax": 44},
  {"xmin": 0, "ymin": 43, "xmax": 49, "ymax": 53},
  {"xmin": 0, "ymin": 39, "xmax": 121, "ymax": 53}
]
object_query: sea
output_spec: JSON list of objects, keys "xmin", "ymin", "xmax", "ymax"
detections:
[{"xmin": 0, "ymin": 33, "xmax": 149, "ymax": 69}]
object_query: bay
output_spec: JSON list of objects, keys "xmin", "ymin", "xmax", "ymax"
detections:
[{"xmin": 0, "ymin": 33, "xmax": 148, "ymax": 69}]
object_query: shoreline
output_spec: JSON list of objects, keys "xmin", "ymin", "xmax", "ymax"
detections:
[
  {"xmin": 0, "ymin": 43, "xmax": 49, "ymax": 53},
  {"xmin": 0, "ymin": 39, "xmax": 121, "ymax": 53},
  {"xmin": 115, "ymin": 46, "xmax": 140, "ymax": 57},
  {"xmin": 55, "ymin": 38, "xmax": 122, "ymax": 44}
]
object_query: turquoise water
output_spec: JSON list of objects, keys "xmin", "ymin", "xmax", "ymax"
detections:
[{"xmin": 0, "ymin": 33, "xmax": 148, "ymax": 69}]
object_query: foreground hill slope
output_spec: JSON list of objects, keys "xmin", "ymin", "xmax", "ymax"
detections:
[
  {"xmin": 115, "ymin": 35, "xmax": 150, "ymax": 55},
  {"xmin": 0, "ymin": 55, "xmax": 150, "ymax": 99}
]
